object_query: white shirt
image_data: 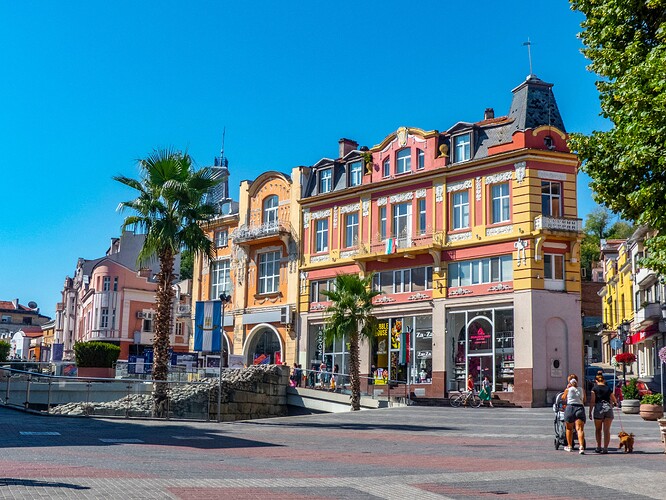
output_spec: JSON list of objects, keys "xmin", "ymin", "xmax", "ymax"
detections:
[{"xmin": 566, "ymin": 384, "xmax": 584, "ymax": 405}]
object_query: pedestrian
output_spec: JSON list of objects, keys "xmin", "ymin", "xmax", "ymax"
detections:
[
  {"xmin": 319, "ymin": 361, "xmax": 327, "ymax": 389},
  {"xmin": 479, "ymin": 375, "xmax": 494, "ymax": 407},
  {"xmin": 562, "ymin": 374, "xmax": 586, "ymax": 454},
  {"xmin": 589, "ymin": 373, "xmax": 617, "ymax": 454},
  {"xmin": 330, "ymin": 364, "xmax": 339, "ymax": 392},
  {"xmin": 466, "ymin": 373, "xmax": 475, "ymax": 394}
]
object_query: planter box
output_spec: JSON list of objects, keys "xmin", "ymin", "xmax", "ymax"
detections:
[
  {"xmin": 77, "ymin": 367, "xmax": 116, "ymax": 379},
  {"xmin": 640, "ymin": 403, "xmax": 664, "ymax": 421},
  {"xmin": 621, "ymin": 399, "xmax": 640, "ymax": 414}
]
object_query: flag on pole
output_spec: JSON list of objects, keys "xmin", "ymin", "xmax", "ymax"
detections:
[{"xmin": 194, "ymin": 300, "xmax": 222, "ymax": 352}]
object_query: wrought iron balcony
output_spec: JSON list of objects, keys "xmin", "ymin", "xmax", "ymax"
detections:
[
  {"xmin": 231, "ymin": 220, "xmax": 292, "ymax": 243},
  {"xmin": 534, "ymin": 215, "xmax": 582, "ymax": 232},
  {"xmin": 355, "ymin": 230, "xmax": 442, "ymax": 261}
]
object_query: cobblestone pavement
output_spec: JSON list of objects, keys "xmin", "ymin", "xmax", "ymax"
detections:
[{"xmin": 0, "ymin": 405, "xmax": 663, "ymax": 499}]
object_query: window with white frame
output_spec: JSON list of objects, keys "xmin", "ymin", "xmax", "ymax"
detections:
[
  {"xmin": 210, "ymin": 260, "xmax": 231, "ymax": 298},
  {"xmin": 309, "ymin": 279, "xmax": 336, "ymax": 302},
  {"xmin": 263, "ymin": 195, "xmax": 279, "ymax": 224},
  {"xmin": 418, "ymin": 198, "xmax": 427, "ymax": 235},
  {"xmin": 175, "ymin": 321, "xmax": 183, "ymax": 337},
  {"xmin": 383, "ymin": 158, "xmax": 390, "ymax": 178},
  {"xmin": 214, "ymin": 229, "xmax": 229, "ymax": 247},
  {"xmin": 100, "ymin": 307, "xmax": 109, "ymax": 328},
  {"xmin": 541, "ymin": 181, "xmax": 561, "ymax": 217},
  {"xmin": 102, "ymin": 276, "xmax": 110, "ymax": 291},
  {"xmin": 491, "ymin": 183, "xmax": 510, "ymax": 223},
  {"xmin": 319, "ymin": 169, "xmax": 332, "ymax": 193},
  {"xmin": 448, "ymin": 255, "xmax": 513, "ymax": 287},
  {"xmin": 453, "ymin": 133, "xmax": 471, "ymax": 162},
  {"xmin": 258, "ymin": 251, "xmax": 281, "ymax": 294},
  {"xmin": 379, "ymin": 206, "xmax": 387, "ymax": 240},
  {"xmin": 452, "ymin": 191, "xmax": 470, "ymax": 230},
  {"xmin": 392, "ymin": 202, "xmax": 411, "ymax": 239},
  {"xmin": 349, "ymin": 161, "xmax": 362, "ymax": 187},
  {"xmin": 396, "ymin": 149, "xmax": 411, "ymax": 174},
  {"xmin": 315, "ymin": 218, "xmax": 329, "ymax": 253},
  {"xmin": 345, "ymin": 212, "xmax": 359, "ymax": 247},
  {"xmin": 372, "ymin": 266, "xmax": 433, "ymax": 294},
  {"xmin": 544, "ymin": 254, "xmax": 564, "ymax": 280},
  {"xmin": 417, "ymin": 149, "xmax": 425, "ymax": 169}
]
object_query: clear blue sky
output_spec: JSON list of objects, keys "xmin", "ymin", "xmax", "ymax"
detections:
[{"xmin": 0, "ymin": 1, "xmax": 608, "ymax": 319}]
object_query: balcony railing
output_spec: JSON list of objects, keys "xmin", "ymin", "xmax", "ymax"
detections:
[
  {"xmin": 633, "ymin": 302, "xmax": 662, "ymax": 327},
  {"xmin": 534, "ymin": 215, "xmax": 582, "ymax": 232},
  {"xmin": 356, "ymin": 230, "xmax": 442, "ymax": 258},
  {"xmin": 176, "ymin": 304, "xmax": 191, "ymax": 316},
  {"xmin": 231, "ymin": 220, "xmax": 292, "ymax": 243}
]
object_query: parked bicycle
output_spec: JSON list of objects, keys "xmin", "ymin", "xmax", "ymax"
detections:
[{"xmin": 450, "ymin": 390, "xmax": 482, "ymax": 408}]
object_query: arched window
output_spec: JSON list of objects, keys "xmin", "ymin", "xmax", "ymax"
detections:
[{"xmin": 263, "ymin": 195, "xmax": 279, "ymax": 224}]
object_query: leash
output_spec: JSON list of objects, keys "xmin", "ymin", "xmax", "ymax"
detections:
[{"xmin": 616, "ymin": 401, "xmax": 625, "ymax": 433}]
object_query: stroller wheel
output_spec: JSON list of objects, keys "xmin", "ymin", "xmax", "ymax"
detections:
[{"xmin": 554, "ymin": 438, "xmax": 560, "ymax": 450}]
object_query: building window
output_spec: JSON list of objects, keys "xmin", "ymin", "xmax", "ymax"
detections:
[
  {"xmin": 372, "ymin": 266, "xmax": 433, "ymax": 294},
  {"xmin": 143, "ymin": 318, "xmax": 152, "ymax": 332},
  {"xmin": 418, "ymin": 198, "xmax": 427, "ymax": 235},
  {"xmin": 379, "ymin": 206, "xmax": 387, "ymax": 240},
  {"xmin": 175, "ymin": 321, "xmax": 183, "ymax": 337},
  {"xmin": 349, "ymin": 161, "xmax": 363, "ymax": 187},
  {"xmin": 417, "ymin": 149, "xmax": 425, "ymax": 170},
  {"xmin": 102, "ymin": 276, "xmax": 110, "ymax": 291},
  {"xmin": 448, "ymin": 256, "xmax": 513, "ymax": 287},
  {"xmin": 392, "ymin": 203, "xmax": 411, "ymax": 240},
  {"xmin": 319, "ymin": 169, "xmax": 332, "ymax": 193},
  {"xmin": 210, "ymin": 260, "xmax": 231, "ymax": 299},
  {"xmin": 491, "ymin": 183, "xmax": 510, "ymax": 223},
  {"xmin": 383, "ymin": 158, "xmax": 390, "ymax": 178},
  {"xmin": 315, "ymin": 218, "xmax": 329, "ymax": 253},
  {"xmin": 113, "ymin": 277, "xmax": 118, "ymax": 291},
  {"xmin": 263, "ymin": 195, "xmax": 279, "ymax": 224},
  {"xmin": 310, "ymin": 279, "xmax": 336, "ymax": 303},
  {"xmin": 541, "ymin": 181, "xmax": 561, "ymax": 217},
  {"xmin": 100, "ymin": 307, "xmax": 109, "ymax": 328},
  {"xmin": 396, "ymin": 149, "xmax": 411, "ymax": 174},
  {"xmin": 345, "ymin": 213, "xmax": 359, "ymax": 247},
  {"xmin": 544, "ymin": 254, "xmax": 564, "ymax": 280},
  {"xmin": 453, "ymin": 133, "xmax": 471, "ymax": 162},
  {"xmin": 258, "ymin": 251, "xmax": 281, "ymax": 294},
  {"xmin": 214, "ymin": 229, "xmax": 229, "ymax": 247},
  {"xmin": 452, "ymin": 191, "xmax": 470, "ymax": 230}
]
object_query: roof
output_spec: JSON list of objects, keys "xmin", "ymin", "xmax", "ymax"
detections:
[{"xmin": 0, "ymin": 301, "xmax": 35, "ymax": 313}]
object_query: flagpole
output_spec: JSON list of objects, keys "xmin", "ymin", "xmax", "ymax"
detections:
[{"xmin": 217, "ymin": 293, "xmax": 231, "ymax": 422}]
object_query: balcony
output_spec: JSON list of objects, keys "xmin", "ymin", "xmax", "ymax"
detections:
[
  {"xmin": 176, "ymin": 304, "xmax": 191, "ymax": 317},
  {"xmin": 635, "ymin": 267, "xmax": 656, "ymax": 287},
  {"xmin": 633, "ymin": 302, "xmax": 662, "ymax": 328},
  {"xmin": 355, "ymin": 230, "xmax": 443, "ymax": 262},
  {"xmin": 86, "ymin": 329, "xmax": 121, "ymax": 341},
  {"xmin": 534, "ymin": 215, "xmax": 582, "ymax": 232},
  {"xmin": 231, "ymin": 220, "xmax": 292, "ymax": 244}
]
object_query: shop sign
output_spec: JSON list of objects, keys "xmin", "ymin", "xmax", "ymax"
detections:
[
  {"xmin": 417, "ymin": 350, "xmax": 432, "ymax": 359},
  {"xmin": 470, "ymin": 327, "xmax": 491, "ymax": 345},
  {"xmin": 416, "ymin": 331, "xmax": 432, "ymax": 339}
]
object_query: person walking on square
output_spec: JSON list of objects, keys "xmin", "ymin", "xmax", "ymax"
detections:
[
  {"xmin": 589, "ymin": 373, "xmax": 617, "ymax": 454},
  {"xmin": 562, "ymin": 374, "xmax": 586, "ymax": 454},
  {"xmin": 479, "ymin": 375, "xmax": 493, "ymax": 407}
]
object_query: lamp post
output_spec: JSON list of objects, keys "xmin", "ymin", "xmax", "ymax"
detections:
[
  {"xmin": 660, "ymin": 304, "xmax": 666, "ymax": 410},
  {"xmin": 217, "ymin": 293, "xmax": 231, "ymax": 422}
]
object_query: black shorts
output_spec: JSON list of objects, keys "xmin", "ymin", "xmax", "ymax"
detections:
[{"xmin": 564, "ymin": 404, "xmax": 586, "ymax": 423}]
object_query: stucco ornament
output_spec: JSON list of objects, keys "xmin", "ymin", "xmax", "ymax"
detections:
[
  {"xmin": 514, "ymin": 238, "xmax": 529, "ymax": 266},
  {"xmin": 362, "ymin": 198, "xmax": 370, "ymax": 217},
  {"xmin": 397, "ymin": 126, "xmax": 408, "ymax": 147},
  {"xmin": 303, "ymin": 209, "xmax": 310, "ymax": 229},
  {"xmin": 435, "ymin": 184, "xmax": 444, "ymax": 203},
  {"xmin": 475, "ymin": 177, "xmax": 482, "ymax": 201},
  {"xmin": 446, "ymin": 180, "xmax": 472, "ymax": 193},
  {"xmin": 485, "ymin": 171, "xmax": 513, "ymax": 185},
  {"xmin": 514, "ymin": 161, "xmax": 526, "ymax": 183}
]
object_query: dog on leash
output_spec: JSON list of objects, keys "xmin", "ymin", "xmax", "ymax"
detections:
[{"xmin": 618, "ymin": 431, "xmax": 635, "ymax": 453}]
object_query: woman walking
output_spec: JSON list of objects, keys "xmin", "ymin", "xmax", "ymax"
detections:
[
  {"xmin": 479, "ymin": 375, "xmax": 494, "ymax": 407},
  {"xmin": 562, "ymin": 374, "xmax": 586, "ymax": 454},
  {"xmin": 589, "ymin": 374, "xmax": 617, "ymax": 454}
]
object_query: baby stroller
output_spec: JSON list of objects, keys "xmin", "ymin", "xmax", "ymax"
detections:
[{"xmin": 553, "ymin": 391, "xmax": 586, "ymax": 450}]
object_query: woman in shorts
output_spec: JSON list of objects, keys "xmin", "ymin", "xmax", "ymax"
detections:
[
  {"xmin": 562, "ymin": 374, "xmax": 586, "ymax": 454},
  {"xmin": 589, "ymin": 374, "xmax": 617, "ymax": 453}
]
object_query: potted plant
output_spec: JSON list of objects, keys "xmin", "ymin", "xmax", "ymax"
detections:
[
  {"xmin": 74, "ymin": 341, "xmax": 120, "ymax": 378},
  {"xmin": 639, "ymin": 393, "xmax": 664, "ymax": 421},
  {"xmin": 621, "ymin": 377, "xmax": 641, "ymax": 414}
]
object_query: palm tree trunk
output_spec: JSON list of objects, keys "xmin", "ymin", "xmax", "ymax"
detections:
[
  {"xmin": 153, "ymin": 248, "xmax": 175, "ymax": 416},
  {"xmin": 349, "ymin": 330, "xmax": 361, "ymax": 411}
]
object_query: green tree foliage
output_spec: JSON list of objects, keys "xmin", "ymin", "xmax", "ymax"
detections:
[
  {"xmin": 580, "ymin": 207, "xmax": 634, "ymax": 279},
  {"xmin": 322, "ymin": 273, "xmax": 380, "ymax": 411},
  {"xmin": 74, "ymin": 341, "xmax": 121, "ymax": 368},
  {"xmin": 0, "ymin": 340, "xmax": 10, "ymax": 362},
  {"xmin": 180, "ymin": 249, "xmax": 194, "ymax": 280},
  {"xmin": 115, "ymin": 149, "xmax": 219, "ymax": 412},
  {"xmin": 569, "ymin": 0, "xmax": 666, "ymax": 273}
]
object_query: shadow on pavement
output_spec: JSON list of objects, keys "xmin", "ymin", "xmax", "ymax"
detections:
[
  {"xmin": 0, "ymin": 478, "xmax": 90, "ymax": 490},
  {"xmin": 239, "ymin": 420, "xmax": 457, "ymax": 432}
]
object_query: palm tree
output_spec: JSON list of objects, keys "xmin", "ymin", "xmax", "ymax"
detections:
[
  {"xmin": 115, "ymin": 149, "xmax": 219, "ymax": 414},
  {"xmin": 322, "ymin": 273, "xmax": 380, "ymax": 411}
]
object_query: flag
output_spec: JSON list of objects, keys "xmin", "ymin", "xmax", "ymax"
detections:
[
  {"xmin": 194, "ymin": 300, "xmax": 222, "ymax": 352},
  {"xmin": 399, "ymin": 328, "xmax": 410, "ymax": 364},
  {"xmin": 385, "ymin": 238, "xmax": 395, "ymax": 254}
]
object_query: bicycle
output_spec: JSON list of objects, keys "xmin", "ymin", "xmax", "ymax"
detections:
[{"xmin": 450, "ymin": 390, "xmax": 482, "ymax": 408}]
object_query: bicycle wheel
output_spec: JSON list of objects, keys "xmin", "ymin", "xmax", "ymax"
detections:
[
  {"xmin": 470, "ymin": 394, "xmax": 482, "ymax": 408},
  {"xmin": 450, "ymin": 394, "xmax": 464, "ymax": 407}
]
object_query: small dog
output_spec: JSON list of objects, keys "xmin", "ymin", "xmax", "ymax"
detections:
[{"xmin": 618, "ymin": 431, "xmax": 635, "ymax": 453}]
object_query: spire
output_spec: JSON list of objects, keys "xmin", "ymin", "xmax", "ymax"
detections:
[{"xmin": 206, "ymin": 129, "xmax": 231, "ymax": 213}]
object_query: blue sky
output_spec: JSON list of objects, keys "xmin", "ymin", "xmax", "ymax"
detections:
[{"xmin": 0, "ymin": 1, "xmax": 608, "ymax": 319}]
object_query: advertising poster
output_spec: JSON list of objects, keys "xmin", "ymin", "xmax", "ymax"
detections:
[
  {"xmin": 374, "ymin": 320, "xmax": 389, "ymax": 385},
  {"xmin": 228, "ymin": 354, "xmax": 244, "ymax": 369}
]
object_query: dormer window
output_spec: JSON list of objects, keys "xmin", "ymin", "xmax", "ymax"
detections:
[
  {"xmin": 349, "ymin": 161, "xmax": 362, "ymax": 187},
  {"xmin": 396, "ymin": 149, "xmax": 411, "ymax": 174},
  {"xmin": 453, "ymin": 133, "xmax": 471, "ymax": 162},
  {"xmin": 319, "ymin": 169, "xmax": 332, "ymax": 193},
  {"xmin": 417, "ymin": 149, "xmax": 425, "ymax": 170}
]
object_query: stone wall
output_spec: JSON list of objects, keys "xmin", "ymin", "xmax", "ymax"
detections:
[{"xmin": 50, "ymin": 364, "xmax": 290, "ymax": 421}]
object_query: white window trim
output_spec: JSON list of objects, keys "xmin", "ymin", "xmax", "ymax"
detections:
[
  {"xmin": 453, "ymin": 133, "xmax": 472, "ymax": 163},
  {"xmin": 349, "ymin": 161, "xmax": 363, "ymax": 187},
  {"xmin": 211, "ymin": 259, "xmax": 232, "ymax": 298},
  {"xmin": 319, "ymin": 169, "xmax": 332, "ymax": 193},
  {"xmin": 452, "ymin": 191, "xmax": 470, "ymax": 230},
  {"xmin": 491, "ymin": 183, "xmax": 510, "ymax": 224},
  {"xmin": 315, "ymin": 218, "xmax": 329, "ymax": 253},
  {"xmin": 258, "ymin": 250, "xmax": 281, "ymax": 294},
  {"xmin": 544, "ymin": 254, "xmax": 565, "ymax": 291},
  {"xmin": 396, "ymin": 149, "xmax": 411, "ymax": 174}
]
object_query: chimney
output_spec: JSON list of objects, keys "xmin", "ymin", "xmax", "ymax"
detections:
[
  {"xmin": 484, "ymin": 108, "xmax": 494, "ymax": 120},
  {"xmin": 338, "ymin": 138, "xmax": 358, "ymax": 158},
  {"xmin": 12, "ymin": 299, "xmax": 19, "ymax": 309}
]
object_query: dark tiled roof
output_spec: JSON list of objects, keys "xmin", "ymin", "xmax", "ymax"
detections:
[{"xmin": 507, "ymin": 75, "xmax": 566, "ymax": 134}]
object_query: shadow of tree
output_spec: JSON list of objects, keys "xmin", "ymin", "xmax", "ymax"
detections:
[{"xmin": 0, "ymin": 478, "xmax": 90, "ymax": 490}]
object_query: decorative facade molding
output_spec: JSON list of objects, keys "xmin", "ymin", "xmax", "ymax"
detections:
[
  {"xmin": 303, "ymin": 209, "xmax": 310, "ymax": 229},
  {"xmin": 310, "ymin": 254, "xmax": 330, "ymax": 263},
  {"xmin": 514, "ymin": 238, "xmax": 529, "ymax": 266},
  {"xmin": 362, "ymin": 198, "xmax": 370, "ymax": 217},
  {"xmin": 435, "ymin": 184, "xmax": 444, "ymax": 203},
  {"xmin": 375, "ymin": 296, "xmax": 396, "ymax": 304},
  {"xmin": 389, "ymin": 191, "xmax": 414, "ymax": 204},
  {"xmin": 407, "ymin": 292, "xmax": 430, "ymax": 301},
  {"xmin": 488, "ymin": 283, "xmax": 512, "ymax": 292},
  {"xmin": 449, "ymin": 287, "xmax": 473, "ymax": 296},
  {"xmin": 397, "ymin": 126, "xmax": 408, "ymax": 147},
  {"xmin": 310, "ymin": 303, "xmax": 328, "ymax": 312},
  {"xmin": 340, "ymin": 249, "xmax": 359, "ymax": 259},
  {"xmin": 333, "ymin": 206, "xmax": 338, "ymax": 229},
  {"xmin": 514, "ymin": 162, "xmax": 526, "ymax": 184},
  {"xmin": 340, "ymin": 202, "xmax": 360, "ymax": 215},
  {"xmin": 475, "ymin": 177, "xmax": 482, "ymax": 201},
  {"xmin": 310, "ymin": 208, "xmax": 331, "ymax": 220},
  {"xmin": 415, "ymin": 188, "xmax": 427, "ymax": 199},
  {"xmin": 486, "ymin": 225, "xmax": 514, "ymax": 237},
  {"xmin": 538, "ymin": 170, "xmax": 567, "ymax": 181},
  {"xmin": 446, "ymin": 179, "xmax": 472, "ymax": 193},
  {"xmin": 484, "ymin": 171, "xmax": 513, "ymax": 185},
  {"xmin": 447, "ymin": 231, "xmax": 472, "ymax": 243},
  {"xmin": 376, "ymin": 196, "xmax": 388, "ymax": 207}
]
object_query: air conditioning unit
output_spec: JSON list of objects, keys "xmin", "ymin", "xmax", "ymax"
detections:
[
  {"xmin": 280, "ymin": 305, "xmax": 292, "ymax": 325},
  {"xmin": 136, "ymin": 311, "xmax": 145, "ymax": 319}
]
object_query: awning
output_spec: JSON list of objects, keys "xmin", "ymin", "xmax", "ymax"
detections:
[{"xmin": 627, "ymin": 323, "xmax": 659, "ymax": 345}]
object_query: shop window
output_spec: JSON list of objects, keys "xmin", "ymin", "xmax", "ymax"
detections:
[
  {"xmin": 541, "ymin": 181, "xmax": 561, "ymax": 217},
  {"xmin": 396, "ymin": 149, "xmax": 411, "ymax": 174},
  {"xmin": 452, "ymin": 191, "xmax": 470, "ymax": 230},
  {"xmin": 349, "ymin": 161, "xmax": 363, "ymax": 187},
  {"xmin": 448, "ymin": 255, "xmax": 513, "ymax": 287},
  {"xmin": 214, "ymin": 229, "xmax": 228, "ymax": 248},
  {"xmin": 491, "ymin": 183, "xmax": 510, "ymax": 223}
]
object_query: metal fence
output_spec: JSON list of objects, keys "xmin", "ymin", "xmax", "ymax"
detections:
[{"xmin": 297, "ymin": 368, "xmax": 411, "ymax": 403}]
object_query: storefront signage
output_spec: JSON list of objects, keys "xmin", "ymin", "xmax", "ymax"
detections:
[
  {"xmin": 471, "ymin": 327, "xmax": 491, "ymax": 345},
  {"xmin": 416, "ymin": 331, "xmax": 432, "ymax": 339},
  {"xmin": 417, "ymin": 350, "xmax": 432, "ymax": 359}
]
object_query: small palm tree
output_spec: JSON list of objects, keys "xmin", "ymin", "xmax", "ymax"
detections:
[
  {"xmin": 115, "ymin": 148, "xmax": 219, "ymax": 414},
  {"xmin": 322, "ymin": 273, "xmax": 380, "ymax": 411}
]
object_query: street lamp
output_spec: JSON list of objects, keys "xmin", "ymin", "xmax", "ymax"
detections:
[{"xmin": 217, "ymin": 293, "xmax": 232, "ymax": 422}]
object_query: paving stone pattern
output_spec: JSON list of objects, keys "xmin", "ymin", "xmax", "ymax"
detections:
[{"xmin": 0, "ymin": 405, "xmax": 663, "ymax": 499}]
